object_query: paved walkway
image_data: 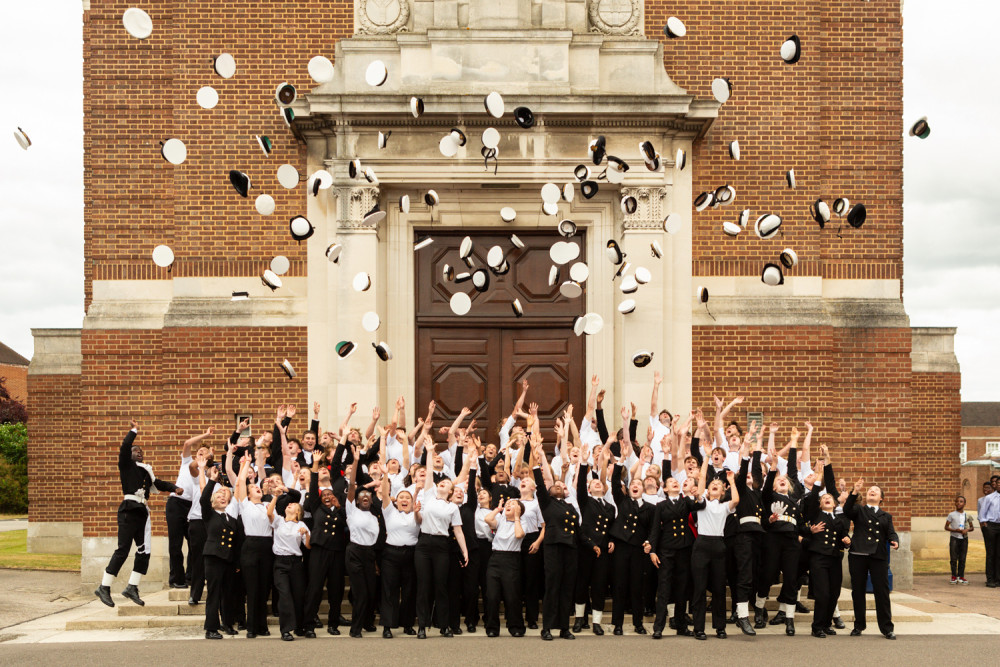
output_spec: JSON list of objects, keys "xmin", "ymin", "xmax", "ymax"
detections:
[{"xmin": 0, "ymin": 519, "xmax": 28, "ymax": 532}]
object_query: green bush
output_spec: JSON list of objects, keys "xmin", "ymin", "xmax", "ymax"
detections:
[{"xmin": 0, "ymin": 423, "xmax": 27, "ymax": 513}]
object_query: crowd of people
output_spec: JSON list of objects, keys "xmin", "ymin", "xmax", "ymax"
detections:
[{"xmin": 94, "ymin": 373, "xmax": 901, "ymax": 641}]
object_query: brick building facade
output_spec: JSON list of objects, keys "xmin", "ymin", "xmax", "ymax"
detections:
[
  {"xmin": 0, "ymin": 341, "xmax": 29, "ymax": 405},
  {"xmin": 28, "ymin": 0, "xmax": 961, "ymax": 590}
]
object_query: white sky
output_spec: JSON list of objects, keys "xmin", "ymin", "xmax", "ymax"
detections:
[{"xmin": 0, "ymin": 1, "xmax": 997, "ymax": 400}]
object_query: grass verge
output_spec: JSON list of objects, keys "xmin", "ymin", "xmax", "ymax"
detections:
[
  {"xmin": 0, "ymin": 530, "xmax": 80, "ymax": 571},
  {"xmin": 913, "ymin": 540, "xmax": 985, "ymax": 575}
]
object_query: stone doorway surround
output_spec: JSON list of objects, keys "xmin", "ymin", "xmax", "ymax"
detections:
[{"xmin": 291, "ymin": 1, "xmax": 717, "ymax": 423}]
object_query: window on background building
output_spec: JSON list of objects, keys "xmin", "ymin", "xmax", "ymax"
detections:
[
  {"xmin": 961, "ymin": 441, "xmax": 967, "ymax": 464},
  {"xmin": 986, "ymin": 441, "xmax": 1000, "ymax": 457}
]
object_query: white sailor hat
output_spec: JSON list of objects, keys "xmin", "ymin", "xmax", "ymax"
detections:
[
  {"xmin": 542, "ymin": 202, "xmax": 559, "ymax": 216},
  {"xmin": 363, "ymin": 167, "xmax": 379, "ymax": 185},
  {"xmin": 472, "ymin": 269, "xmax": 490, "ymax": 293},
  {"xmin": 675, "ymin": 148, "xmax": 687, "ymax": 170},
  {"xmin": 541, "ymin": 183, "xmax": 561, "ymax": 205},
  {"xmin": 573, "ymin": 316, "xmax": 587, "ymax": 337},
  {"xmin": 558, "ymin": 219, "xmax": 578, "ymax": 237},
  {"xmin": 697, "ymin": 286, "xmax": 709, "ymax": 303},
  {"xmin": 450, "ymin": 292, "xmax": 472, "ymax": 316},
  {"xmin": 363, "ymin": 204, "xmax": 386, "ymax": 226},
  {"xmin": 714, "ymin": 184, "xmax": 735, "ymax": 206},
  {"xmin": 487, "ymin": 245, "xmax": 505, "ymax": 269},
  {"xmin": 559, "ymin": 281, "xmax": 583, "ymax": 299},
  {"xmin": 348, "ymin": 159, "xmax": 361, "ymax": 180},
  {"xmin": 761, "ymin": 263, "xmax": 785, "ymax": 286},
  {"xmin": 548, "ymin": 265, "xmax": 559, "ymax": 287},
  {"xmin": 335, "ymin": 341, "xmax": 356, "ymax": 359},
  {"xmin": 400, "ymin": 195, "xmax": 411, "ymax": 214},
  {"xmin": 377, "ymin": 131, "xmax": 391, "ymax": 149},
  {"xmin": 640, "ymin": 141, "xmax": 657, "ymax": 162},
  {"xmin": 414, "ymin": 237, "xmax": 434, "ymax": 252},
  {"xmin": 307, "ymin": 169, "xmax": 333, "ymax": 196},
  {"xmin": 275, "ymin": 83, "xmax": 296, "ymax": 107},
  {"xmin": 574, "ymin": 164, "xmax": 591, "ymax": 181},
  {"xmin": 810, "ymin": 199, "xmax": 831, "ymax": 228},
  {"xmin": 280, "ymin": 360, "xmax": 296, "ymax": 378},
  {"xmin": 635, "ymin": 267, "xmax": 651, "ymax": 285},
  {"xmin": 664, "ymin": 17, "xmax": 687, "ymax": 38},
  {"xmin": 160, "ymin": 138, "xmax": 186, "ymax": 165},
  {"xmin": 722, "ymin": 221, "xmax": 742, "ymax": 236},
  {"xmin": 277, "ymin": 164, "xmax": 300, "ymax": 189},
  {"xmin": 562, "ymin": 182, "xmax": 575, "ymax": 202},
  {"xmin": 261, "ymin": 270, "xmax": 282, "ymax": 291},
  {"xmin": 500, "ymin": 206, "xmax": 517, "ymax": 223},
  {"xmin": 711, "ymin": 77, "xmax": 732, "ymax": 104},
  {"xmin": 651, "ymin": 240, "xmax": 663, "ymax": 258},
  {"xmin": 325, "ymin": 243, "xmax": 343, "ymax": 263},
  {"xmin": 606, "ymin": 239, "xmax": 625, "ymax": 265},
  {"xmin": 365, "ymin": 60, "xmax": 388, "ymax": 87},
  {"xmin": 644, "ymin": 154, "xmax": 661, "ymax": 171},
  {"xmin": 439, "ymin": 134, "xmax": 459, "ymax": 157},
  {"xmin": 569, "ymin": 262, "xmax": 589, "ymax": 283},
  {"xmin": 229, "ymin": 170, "xmax": 250, "ymax": 197},
  {"xmin": 442, "ymin": 264, "xmax": 455, "ymax": 282},
  {"xmin": 754, "ymin": 213, "xmax": 782, "ymax": 239},
  {"xmin": 833, "ymin": 197, "xmax": 850, "ymax": 216},
  {"xmin": 581, "ymin": 181, "xmax": 599, "ymax": 199},
  {"xmin": 152, "ymin": 245, "xmax": 174, "ymax": 269},
  {"xmin": 620, "ymin": 275, "xmax": 639, "ymax": 294},
  {"xmin": 632, "ymin": 351, "xmax": 654, "ymax": 368},
  {"xmin": 510, "ymin": 234, "xmax": 525, "ymax": 249},
  {"xmin": 728, "ymin": 140, "xmax": 740, "ymax": 160},
  {"xmin": 589, "ymin": 136, "xmax": 607, "ymax": 165},
  {"xmin": 424, "ymin": 190, "xmax": 440, "ymax": 206},
  {"xmin": 513, "ymin": 107, "xmax": 534, "ymax": 129},
  {"xmin": 13, "ymin": 127, "xmax": 31, "ymax": 150},
  {"xmin": 410, "ymin": 97, "xmax": 424, "ymax": 118},
  {"xmin": 255, "ymin": 194, "xmax": 275, "ymax": 216},
  {"xmin": 583, "ymin": 313, "xmax": 603, "ymax": 335},
  {"xmin": 482, "ymin": 127, "xmax": 500, "ymax": 150},
  {"xmin": 780, "ymin": 35, "xmax": 801, "ymax": 64},
  {"xmin": 786, "ymin": 169, "xmax": 796, "ymax": 188},
  {"xmin": 621, "ymin": 196, "xmax": 638, "ymax": 215},
  {"xmin": 694, "ymin": 192, "xmax": 713, "ymax": 212},
  {"xmin": 663, "ymin": 214, "xmax": 682, "ymax": 234},
  {"xmin": 618, "ymin": 299, "xmax": 636, "ymax": 314},
  {"xmin": 780, "ymin": 248, "xmax": 799, "ymax": 269},
  {"xmin": 270, "ymin": 256, "xmax": 290, "ymax": 276},
  {"xmin": 308, "ymin": 56, "xmax": 335, "ymax": 84},
  {"xmin": 738, "ymin": 208, "xmax": 750, "ymax": 228},
  {"xmin": 353, "ymin": 272, "xmax": 372, "ymax": 292},
  {"xmin": 484, "ymin": 91, "xmax": 505, "ymax": 118},
  {"xmin": 362, "ymin": 311, "xmax": 381, "ymax": 332},
  {"xmin": 512, "ymin": 299, "xmax": 524, "ymax": 317},
  {"xmin": 459, "ymin": 235, "xmax": 473, "ymax": 263},
  {"xmin": 289, "ymin": 215, "xmax": 314, "ymax": 241},
  {"xmin": 122, "ymin": 7, "xmax": 153, "ymax": 40},
  {"xmin": 372, "ymin": 342, "xmax": 393, "ymax": 361},
  {"xmin": 280, "ymin": 107, "xmax": 294, "ymax": 127}
]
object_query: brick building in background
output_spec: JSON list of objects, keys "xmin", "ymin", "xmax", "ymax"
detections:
[
  {"xmin": 28, "ymin": 0, "xmax": 961, "ymax": 590},
  {"xmin": 0, "ymin": 341, "xmax": 29, "ymax": 405},
  {"xmin": 960, "ymin": 403, "xmax": 1000, "ymax": 504}
]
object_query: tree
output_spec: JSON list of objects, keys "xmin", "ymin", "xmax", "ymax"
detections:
[{"xmin": 0, "ymin": 377, "xmax": 27, "ymax": 424}]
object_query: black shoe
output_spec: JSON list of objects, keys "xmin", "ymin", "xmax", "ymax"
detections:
[
  {"xmin": 364, "ymin": 625, "xmax": 377, "ymax": 633},
  {"xmin": 668, "ymin": 617, "xmax": 676, "ymax": 630},
  {"xmin": 634, "ymin": 625, "xmax": 647, "ymax": 635},
  {"xmin": 823, "ymin": 627, "xmax": 837, "ymax": 636},
  {"xmin": 685, "ymin": 614, "xmax": 694, "ymax": 625},
  {"xmin": 417, "ymin": 628, "xmax": 427, "ymax": 639},
  {"xmin": 246, "ymin": 632, "xmax": 256, "ymax": 639},
  {"xmin": 851, "ymin": 628, "xmax": 863, "ymax": 636},
  {"xmin": 832, "ymin": 616, "xmax": 846, "ymax": 629},
  {"xmin": 592, "ymin": 623, "xmax": 604, "ymax": 636},
  {"xmin": 441, "ymin": 628, "xmax": 453, "ymax": 637},
  {"xmin": 812, "ymin": 629, "xmax": 826, "ymax": 638},
  {"xmin": 652, "ymin": 629, "xmax": 663, "ymax": 639},
  {"xmin": 451, "ymin": 626, "xmax": 462, "ymax": 635},
  {"xmin": 796, "ymin": 601, "xmax": 809, "ymax": 614},
  {"xmin": 884, "ymin": 632, "xmax": 896, "ymax": 640},
  {"xmin": 466, "ymin": 623, "xmax": 476, "ymax": 633},
  {"xmin": 294, "ymin": 629, "xmax": 306, "ymax": 637},
  {"xmin": 736, "ymin": 617, "xmax": 756, "ymax": 636},
  {"xmin": 694, "ymin": 631, "xmax": 708, "ymax": 640},
  {"xmin": 486, "ymin": 629, "xmax": 499, "ymax": 637},
  {"xmin": 327, "ymin": 626, "xmax": 340, "ymax": 636},
  {"xmin": 259, "ymin": 629, "xmax": 270, "ymax": 636},
  {"xmin": 716, "ymin": 629, "xmax": 727, "ymax": 639},
  {"xmin": 559, "ymin": 630, "xmax": 575, "ymax": 640},
  {"xmin": 312, "ymin": 616, "xmax": 321, "ymax": 628},
  {"xmin": 528, "ymin": 622, "xmax": 538, "ymax": 630},
  {"xmin": 755, "ymin": 608, "xmax": 767, "ymax": 629},
  {"xmin": 728, "ymin": 612, "xmax": 738, "ymax": 625},
  {"xmin": 541, "ymin": 630, "xmax": 554, "ymax": 641},
  {"xmin": 769, "ymin": 610, "xmax": 786, "ymax": 626},
  {"xmin": 987, "ymin": 582, "xmax": 997, "ymax": 588},
  {"xmin": 339, "ymin": 614, "xmax": 351, "ymax": 625},
  {"xmin": 349, "ymin": 631, "xmax": 363, "ymax": 638},
  {"xmin": 383, "ymin": 629, "xmax": 393, "ymax": 639},
  {"xmin": 645, "ymin": 607, "xmax": 655, "ymax": 617},
  {"xmin": 613, "ymin": 626, "xmax": 623, "ymax": 636},
  {"xmin": 221, "ymin": 625, "xmax": 237, "ymax": 636},
  {"xmin": 121, "ymin": 584, "xmax": 144, "ymax": 607},
  {"xmin": 169, "ymin": 583, "xmax": 187, "ymax": 589},
  {"xmin": 572, "ymin": 618, "xmax": 585, "ymax": 633},
  {"xmin": 785, "ymin": 619, "xmax": 795, "ymax": 636},
  {"xmin": 187, "ymin": 597, "xmax": 199, "ymax": 606},
  {"xmin": 676, "ymin": 628, "xmax": 693, "ymax": 637},
  {"xmin": 304, "ymin": 630, "xmax": 316, "ymax": 638},
  {"xmin": 281, "ymin": 632, "xmax": 294, "ymax": 641},
  {"xmin": 94, "ymin": 586, "xmax": 114, "ymax": 608},
  {"xmin": 237, "ymin": 622, "xmax": 246, "ymax": 631},
  {"xmin": 511, "ymin": 630, "xmax": 525, "ymax": 637},
  {"xmin": 205, "ymin": 630, "xmax": 223, "ymax": 640},
  {"xmin": 403, "ymin": 627, "xmax": 416, "ymax": 636}
]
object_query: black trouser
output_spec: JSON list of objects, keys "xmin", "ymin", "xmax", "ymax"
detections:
[
  {"xmin": 542, "ymin": 542, "xmax": 577, "ymax": 632},
  {"xmin": 462, "ymin": 544, "xmax": 484, "ymax": 627},
  {"xmin": 611, "ymin": 540, "xmax": 646, "ymax": 628},
  {"xmin": 950, "ymin": 537, "xmax": 968, "ymax": 578},
  {"xmin": 106, "ymin": 505, "xmax": 151, "ymax": 577},
  {"xmin": 732, "ymin": 531, "xmax": 762, "ymax": 609},
  {"xmin": 485, "ymin": 551, "xmax": 525, "ymax": 634},
  {"xmin": 757, "ymin": 531, "xmax": 799, "ymax": 605},
  {"xmin": 305, "ymin": 544, "xmax": 346, "ymax": 629},
  {"xmin": 447, "ymin": 545, "xmax": 465, "ymax": 631},
  {"xmin": 691, "ymin": 536, "xmax": 727, "ymax": 633},
  {"xmin": 273, "ymin": 554, "xmax": 306, "ymax": 635},
  {"xmin": 642, "ymin": 551, "xmax": 657, "ymax": 613},
  {"xmin": 165, "ymin": 497, "xmax": 191, "ymax": 586},
  {"xmin": 240, "ymin": 536, "xmax": 273, "ymax": 633},
  {"xmin": 415, "ymin": 534, "xmax": 451, "ymax": 630},
  {"xmin": 574, "ymin": 545, "xmax": 610, "ymax": 616},
  {"xmin": 983, "ymin": 523, "xmax": 1000, "ymax": 584},
  {"xmin": 849, "ymin": 553, "xmax": 892, "ymax": 635},
  {"xmin": 521, "ymin": 532, "xmax": 543, "ymax": 625},
  {"xmin": 653, "ymin": 545, "xmax": 692, "ymax": 632},
  {"xmin": 470, "ymin": 538, "xmax": 491, "ymax": 626},
  {"xmin": 203, "ymin": 554, "xmax": 237, "ymax": 631},
  {"xmin": 187, "ymin": 519, "xmax": 207, "ymax": 601},
  {"xmin": 810, "ymin": 552, "xmax": 842, "ymax": 631},
  {"xmin": 346, "ymin": 543, "xmax": 377, "ymax": 634},
  {"xmin": 380, "ymin": 544, "xmax": 415, "ymax": 630}
]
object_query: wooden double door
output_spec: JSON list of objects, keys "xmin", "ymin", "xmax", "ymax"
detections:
[{"xmin": 414, "ymin": 230, "xmax": 586, "ymax": 448}]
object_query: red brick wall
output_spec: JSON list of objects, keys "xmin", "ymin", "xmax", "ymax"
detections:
[
  {"xmin": 0, "ymin": 363, "xmax": 28, "ymax": 405},
  {"xmin": 911, "ymin": 371, "xmax": 962, "ymax": 516},
  {"xmin": 692, "ymin": 325, "xmax": 914, "ymax": 530},
  {"xmin": 79, "ymin": 327, "xmax": 307, "ymax": 537},
  {"xmin": 645, "ymin": 1, "xmax": 903, "ymax": 283},
  {"xmin": 27, "ymin": 374, "xmax": 82, "ymax": 523}
]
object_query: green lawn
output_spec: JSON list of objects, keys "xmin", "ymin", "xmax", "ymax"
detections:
[{"xmin": 0, "ymin": 530, "xmax": 80, "ymax": 571}]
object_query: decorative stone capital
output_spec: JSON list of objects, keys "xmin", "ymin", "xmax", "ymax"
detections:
[
  {"xmin": 338, "ymin": 186, "xmax": 382, "ymax": 230},
  {"xmin": 357, "ymin": 0, "xmax": 410, "ymax": 35},
  {"xmin": 588, "ymin": 0, "xmax": 641, "ymax": 36},
  {"xmin": 621, "ymin": 186, "xmax": 668, "ymax": 230}
]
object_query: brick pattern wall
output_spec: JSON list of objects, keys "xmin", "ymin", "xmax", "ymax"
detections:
[
  {"xmin": 645, "ymin": 1, "xmax": 903, "ymax": 283},
  {"xmin": 0, "ymin": 363, "xmax": 28, "ymax": 405},
  {"xmin": 80, "ymin": 327, "xmax": 307, "ymax": 538},
  {"xmin": 27, "ymin": 374, "xmax": 82, "ymax": 523},
  {"xmin": 911, "ymin": 371, "xmax": 962, "ymax": 516},
  {"xmin": 692, "ymin": 325, "xmax": 914, "ymax": 530}
]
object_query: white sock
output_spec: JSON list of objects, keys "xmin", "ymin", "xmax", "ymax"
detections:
[
  {"xmin": 101, "ymin": 572, "xmax": 114, "ymax": 587},
  {"xmin": 667, "ymin": 603, "xmax": 675, "ymax": 617},
  {"xmin": 575, "ymin": 603, "xmax": 585, "ymax": 618},
  {"xmin": 783, "ymin": 603, "xmax": 795, "ymax": 619},
  {"xmin": 592, "ymin": 610, "xmax": 603, "ymax": 624},
  {"xmin": 128, "ymin": 571, "xmax": 142, "ymax": 586},
  {"xmin": 736, "ymin": 601, "xmax": 749, "ymax": 618},
  {"xmin": 834, "ymin": 604, "xmax": 841, "ymax": 617}
]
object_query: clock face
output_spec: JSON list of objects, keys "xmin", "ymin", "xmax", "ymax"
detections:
[
  {"xmin": 597, "ymin": 0, "xmax": 634, "ymax": 27},
  {"xmin": 365, "ymin": 0, "xmax": 401, "ymax": 26}
]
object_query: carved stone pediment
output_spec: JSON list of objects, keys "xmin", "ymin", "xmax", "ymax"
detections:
[
  {"xmin": 357, "ymin": 0, "xmax": 409, "ymax": 34},
  {"xmin": 589, "ymin": 0, "xmax": 641, "ymax": 36}
]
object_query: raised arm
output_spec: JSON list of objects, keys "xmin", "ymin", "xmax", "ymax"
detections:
[
  {"xmin": 584, "ymin": 375, "xmax": 599, "ymax": 423},
  {"xmin": 119, "ymin": 421, "xmax": 139, "ymax": 470},
  {"xmin": 365, "ymin": 405, "xmax": 380, "ymax": 442},
  {"xmin": 266, "ymin": 493, "xmax": 278, "ymax": 522},
  {"xmin": 338, "ymin": 402, "xmax": 358, "ymax": 438},
  {"xmin": 346, "ymin": 444, "xmax": 360, "ymax": 503},
  {"xmin": 183, "ymin": 426, "xmax": 215, "ymax": 460},
  {"xmin": 696, "ymin": 450, "xmax": 709, "ymax": 498},
  {"xmin": 595, "ymin": 389, "xmax": 609, "ymax": 444},
  {"xmin": 512, "ymin": 379, "xmax": 529, "ymax": 419},
  {"xmin": 235, "ymin": 454, "xmax": 250, "ymax": 502},
  {"xmin": 448, "ymin": 406, "xmax": 471, "ymax": 447},
  {"xmin": 484, "ymin": 501, "xmax": 503, "ymax": 530},
  {"xmin": 727, "ymin": 470, "xmax": 739, "ymax": 510},
  {"xmin": 650, "ymin": 371, "xmax": 662, "ymax": 418}
]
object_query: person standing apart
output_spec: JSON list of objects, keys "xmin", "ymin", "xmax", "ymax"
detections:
[
  {"xmin": 844, "ymin": 477, "xmax": 899, "ymax": 640},
  {"xmin": 945, "ymin": 495, "xmax": 974, "ymax": 585}
]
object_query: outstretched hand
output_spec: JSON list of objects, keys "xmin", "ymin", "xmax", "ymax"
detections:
[{"xmin": 129, "ymin": 419, "xmax": 139, "ymax": 432}]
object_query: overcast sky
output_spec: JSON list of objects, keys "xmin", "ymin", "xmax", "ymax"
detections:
[{"xmin": 0, "ymin": 1, "xmax": 996, "ymax": 400}]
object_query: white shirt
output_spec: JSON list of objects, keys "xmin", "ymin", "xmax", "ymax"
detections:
[
  {"xmin": 696, "ymin": 496, "xmax": 734, "ymax": 536},
  {"xmin": 173, "ymin": 457, "xmax": 193, "ymax": 501},
  {"xmin": 186, "ymin": 479, "xmax": 216, "ymax": 521},
  {"xmin": 579, "ymin": 418, "xmax": 602, "ymax": 448},
  {"xmin": 642, "ymin": 493, "xmax": 663, "ymax": 506},
  {"xmin": 650, "ymin": 415, "xmax": 671, "ymax": 459},
  {"xmin": 383, "ymin": 503, "xmax": 419, "ymax": 547},
  {"xmin": 344, "ymin": 499, "xmax": 380, "ymax": 546},
  {"xmin": 388, "ymin": 471, "xmax": 408, "ymax": 497},
  {"xmin": 239, "ymin": 499, "xmax": 272, "ymax": 537},
  {"xmin": 271, "ymin": 516, "xmax": 308, "ymax": 556},
  {"xmin": 419, "ymin": 496, "xmax": 461, "ymax": 536},
  {"xmin": 474, "ymin": 507, "xmax": 494, "ymax": 541},
  {"xmin": 492, "ymin": 514, "xmax": 524, "ymax": 552},
  {"xmin": 499, "ymin": 415, "xmax": 515, "ymax": 451},
  {"xmin": 723, "ymin": 451, "xmax": 741, "ymax": 472},
  {"xmin": 519, "ymin": 498, "xmax": 544, "ymax": 533}
]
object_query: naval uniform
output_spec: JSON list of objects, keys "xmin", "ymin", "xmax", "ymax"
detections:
[
  {"xmin": 646, "ymin": 492, "xmax": 696, "ymax": 634},
  {"xmin": 237, "ymin": 498, "xmax": 273, "ymax": 635},
  {"xmin": 271, "ymin": 514, "xmax": 310, "ymax": 636},
  {"xmin": 344, "ymin": 497, "xmax": 381, "ymax": 636},
  {"xmin": 484, "ymin": 512, "xmax": 527, "ymax": 635},
  {"xmin": 691, "ymin": 496, "xmax": 734, "ymax": 634},
  {"xmin": 609, "ymin": 464, "xmax": 651, "ymax": 631},
  {"xmin": 380, "ymin": 500, "xmax": 419, "ymax": 631},
  {"xmin": 757, "ymin": 469, "xmax": 803, "ymax": 613},
  {"xmin": 201, "ymin": 484, "xmax": 239, "ymax": 633},
  {"xmin": 303, "ymin": 471, "xmax": 347, "ymax": 632},
  {"xmin": 105, "ymin": 429, "xmax": 181, "ymax": 579},
  {"xmin": 532, "ymin": 467, "xmax": 579, "ymax": 635},
  {"xmin": 801, "ymin": 463, "xmax": 848, "ymax": 634},
  {"xmin": 574, "ymin": 464, "xmax": 616, "ymax": 628},
  {"xmin": 165, "ymin": 455, "xmax": 193, "ymax": 587},
  {"xmin": 844, "ymin": 492, "xmax": 898, "ymax": 636},
  {"xmin": 731, "ymin": 452, "xmax": 765, "ymax": 620},
  {"xmin": 415, "ymin": 493, "xmax": 462, "ymax": 632}
]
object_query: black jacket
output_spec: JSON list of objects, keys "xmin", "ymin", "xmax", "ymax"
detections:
[
  {"xmin": 200, "ymin": 482, "xmax": 238, "ymax": 562},
  {"xmin": 844, "ymin": 493, "xmax": 898, "ymax": 560},
  {"xmin": 609, "ymin": 464, "xmax": 650, "ymax": 545},
  {"xmin": 306, "ymin": 471, "xmax": 347, "ymax": 550},
  {"xmin": 118, "ymin": 430, "xmax": 180, "ymax": 511},
  {"xmin": 646, "ymin": 495, "xmax": 696, "ymax": 552},
  {"xmin": 761, "ymin": 469, "xmax": 802, "ymax": 535},
  {"xmin": 577, "ymin": 464, "xmax": 616, "ymax": 550},
  {"xmin": 733, "ymin": 452, "xmax": 765, "ymax": 533},
  {"xmin": 533, "ymin": 467, "xmax": 579, "ymax": 547}
]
